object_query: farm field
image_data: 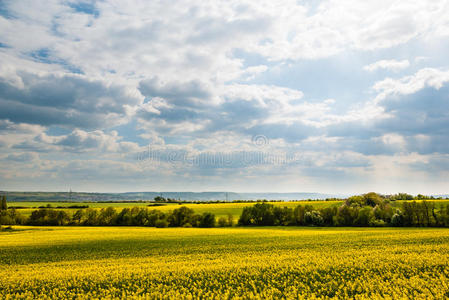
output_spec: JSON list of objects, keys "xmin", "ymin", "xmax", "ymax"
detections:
[{"xmin": 1, "ymin": 226, "xmax": 449, "ymax": 299}]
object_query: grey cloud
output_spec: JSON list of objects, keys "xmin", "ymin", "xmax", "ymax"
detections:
[
  {"xmin": 410, "ymin": 155, "xmax": 449, "ymax": 173},
  {"xmin": 137, "ymin": 107, "xmax": 200, "ymax": 124},
  {"xmin": 377, "ymin": 86, "xmax": 449, "ymax": 136},
  {"xmin": 57, "ymin": 132, "xmax": 102, "ymax": 149},
  {"xmin": 1, "ymin": 72, "xmax": 136, "ymax": 113},
  {"xmin": 0, "ymin": 98, "xmax": 104, "ymax": 128},
  {"xmin": 139, "ymin": 77, "xmax": 212, "ymax": 108},
  {"xmin": 12, "ymin": 140, "xmax": 54, "ymax": 152},
  {"xmin": 0, "ymin": 72, "xmax": 140, "ymax": 129},
  {"xmin": 137, "ymin": 76, "xmax": 449, "ymax": 158},
  {"xmin": 323, "ymin": 84, "xmax": 449, "ymax": 155},
  {"xmin": 137, "ymin": 78, "xmax": 317, "ymax": 142},
  {"xmin": 6, "ymin": 152, "xmax": 38, "ymax": 162},
  {"xmin": 406, "ymin": 135, "xmax": 449, "ymax": 154}
]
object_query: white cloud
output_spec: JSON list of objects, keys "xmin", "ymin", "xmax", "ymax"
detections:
[
  {"xmin": 373, "ymin": 68, "xmax": 449, "ymax": 102},
  {"xmin": 364, "ymin": 59, "xmax": 410, "ymax": 72},
  {"xmin": 2, "ymin": 0, "xmax": 448, "ymax": 85}
]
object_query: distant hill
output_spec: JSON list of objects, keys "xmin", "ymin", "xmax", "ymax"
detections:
[{"xmin": 0, "ymin": 191, "xmax": 342, "ymax": 202}]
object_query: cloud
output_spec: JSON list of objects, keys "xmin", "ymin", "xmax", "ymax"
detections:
[
  {"xmin": 54, "ymin": 129, "xmax": 140, "ymax": 153},
  {"xmin": 373, "ymin": 68, "xmax": 449, "ymax": 102},
  {"xmin": 364, "ymin": 59, "xmax": 410, "ymax": 72},
  {"xmin": 321, "ymin": 68, "xmax": 449, "ymax": 156},
  {"xmin": 138, "ymin": 77, "xmax": 213, "ymax": 108},
  {"xmin": 6, "ymin": 152, "xmax": 39, "ymax": 162},
  {"xmin": 29, "ymin": 129, "xmax": 140, "ymax": 154},
  {"xmin": 410, "ymin": 154, "xmax": 449, "ymax": 173},
  {"xmin": 1, "ymin": 0, "xmax": 449, "ymax": 193},
  {"xmin": 0, "ymin": 119, "xmax": 44, "ymax": 134},
  {"xmin": 137, "ymin": 80, "xmax": 315, "ymax": 139},
  {"xmin": 0, "ymin": 71, "xmax": 141, "ymax": 129}
]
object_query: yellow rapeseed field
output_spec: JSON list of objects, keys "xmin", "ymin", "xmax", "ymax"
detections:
[{"xmin": 1, "ymin": 226, "xmax": 449, "ymax": 299}]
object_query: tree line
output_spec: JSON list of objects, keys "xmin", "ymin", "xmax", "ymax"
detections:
[
  {"xmin": 0, "ymin": 206, "xmax": 217, "ymax": 228},
  {"xmin": 2, "ymin": 192, "xmax": 449, "ymax": 228},
  {"xmin": 238, "ymin": 193, "xmax": 449, "ymax": 227}
]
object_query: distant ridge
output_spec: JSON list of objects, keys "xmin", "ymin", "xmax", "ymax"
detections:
[{"xmin": 1, "ymin": 191, "xmax": 342, "ymax": 202}]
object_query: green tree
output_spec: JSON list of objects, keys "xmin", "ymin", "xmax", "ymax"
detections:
[
  {"xmin": 72, "ymin": 209, "xmax": 85, "ymax": 225},
  {"xmin": 169, "ymin": 206, "xmax": 195, "ymax": 227},
  {"xmin": 83, "ymin": 208, "xmax": 98, "ymax": 226},
  {"xmin": 199, "ymin": 212, "xmax": 216, "ymax": 228},
  {"xmin": 363, "ymin": 192, "xmax": 382, "ymax": 207},
  {"xmin": 154, "ymin": 196, "xmax": 166, "ymax": 202},
  {"xmin": 335, "ymin": 205, "xmax": 358, "ymax": 226},
  {"xmin": 402, "ymin": 201, "xmax": 416, "ymax": 226},
  {"xmin": 391, "ymin": 211, "xmax": 404, "ymax": 226},
  {"xmin": 227, "ymin": 213, "xmax": 234, "ymax": 227},
  {"xmin": 345, "ymin": 195, "xmax": 364, "ymax": 207},
  {"xmin": 293, "ymin": 205, "xmax": 306, "ymax": 225},
  {"xmin": 98, "ymin": 207, "xmax": 117, "ymax": 225},
  {"xmin": 320, "ymin": 207, "xmax": 337, "ymax": 226},
  {"xmin": 354, "ymin": 207, "xmax": 374, "ymax": 226},
  {"xmin": 0, "ymin": 195, "xmax": 4, "ymax": 229},
  {"xmin": 217, "ymin": 217, "xmax": 227, "ymax": 227},
  {"xmin": 147, "ymin": 210, "xmax": 167, "ymax": 227},
  {"xmin": 155, "ymin": 218, "xmax": 168, "ymax": 228},
  {"xmin": 238, "ymin": 203, "xmax": 276, "ymax": 226},
  {"xmin": 293, "ymin": 205, "xmax": 313, "ymax": 225},
  {"xmin": 304, "ymin": 211, "xmax": 323, "ymax": 226},
  {"xmin": 1, "ymin": 195, "xmax": 7, "ymax": 210},
  {"xmin": 273, "ymin": 206, "xmax": 294, "ymax": 226},
  {"xmin": 441, "ymin": 204, "xmax": 449, "ymax": 227}
]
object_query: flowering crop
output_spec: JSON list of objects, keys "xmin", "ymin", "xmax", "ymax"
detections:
[{"xmin": 1, "ymin": 227, "xmax": 449, "ymax": 299}]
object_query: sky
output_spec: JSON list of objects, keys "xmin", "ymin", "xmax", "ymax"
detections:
[{"xmin": 0, "ymin": 0, "xmax": 449, "ymax": 194}]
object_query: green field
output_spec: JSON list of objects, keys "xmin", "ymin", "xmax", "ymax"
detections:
[{"xmin": 1, "ymin": 226, "xmax": 449, "ymax": 298}]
